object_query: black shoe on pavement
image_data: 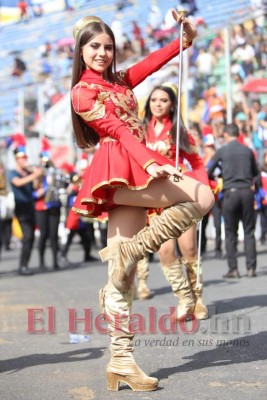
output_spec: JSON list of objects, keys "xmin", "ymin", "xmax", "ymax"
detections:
[
  {"xmin": 223, "ymin": 270, "xmax": 240, "ymax": 279},
  {"xmin": 19, "ymin": 266, "xmax": 34, "ymax": 276},
  {"xmin": 247, "ymin": 269, "xmax": 257, "ymax": 277},
  {"xmin": 84, "ymin": 254, "xmax": 98, "ymax": 262}
]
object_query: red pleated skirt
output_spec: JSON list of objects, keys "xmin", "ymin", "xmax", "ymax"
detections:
[{"xmin": 72, "ymin": 140, "xmax": 174, "ymax": 218}]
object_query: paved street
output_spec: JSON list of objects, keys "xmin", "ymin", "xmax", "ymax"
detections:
[{"xmin": 1, "ymin": 238, "xmax": 267, "ymax": 400}]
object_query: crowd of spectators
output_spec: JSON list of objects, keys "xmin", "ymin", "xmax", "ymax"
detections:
[{"xmin": 5, "ymin": 4, "xmax": 266, "ymax": 136}]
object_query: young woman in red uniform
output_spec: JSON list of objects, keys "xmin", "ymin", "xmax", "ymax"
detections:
[
  {"xmin": 70, "ymin": 13, "xmax": 214, "ymax": 392},
  {"xmin": 136, "ymin": 84, "xmax": 209, "ymax": 321}
]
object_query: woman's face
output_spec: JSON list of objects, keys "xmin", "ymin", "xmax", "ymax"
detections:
[
  {"xmin": 149, "ymin": 89, "xmax": 173, "ymax": 120},
  {"xmin": 81, "ymin": 32, "xmax": 114, "ymax": 74}
]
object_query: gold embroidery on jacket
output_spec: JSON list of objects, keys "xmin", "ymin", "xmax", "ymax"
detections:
[
  {"xmin": 110, "ymin": 90, "xmax": 145, "ymax": 142},
  {"xmin": 77, "ymin": 103, "xmax": 106, "ymax": 122},
  {"xmin": 146, "ymin": 130, "xmax": 174, "ymax": 159},
  {"xmin": 73, "ymin": 81, "xmax": 145, "ymax": 141},
  {"xmin": 74, "ymin": 82, "xmax": 110, "ymax": 121}
]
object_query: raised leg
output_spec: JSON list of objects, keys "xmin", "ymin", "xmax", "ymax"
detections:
[{"xmin": 99, "ymin": 202, "xmax": 202, "ymax": 292}]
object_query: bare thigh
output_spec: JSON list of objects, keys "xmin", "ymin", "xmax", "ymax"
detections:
[{"xmin": 113, "ymin": 175, "xmax": 214, "ymax": 216}]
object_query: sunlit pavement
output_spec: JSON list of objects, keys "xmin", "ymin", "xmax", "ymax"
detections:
[{"xmin": 0, "ymin": 239, "xmax": 267, "ymax": 400}]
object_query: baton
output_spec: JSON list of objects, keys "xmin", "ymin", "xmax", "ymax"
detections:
[
  {"xmin": 172, "ymin": 11, "xmax": 203, "ymax": 288},
  {"xmin": 174, "ymin": 10, "xmax": 187, "ymax": 177}
]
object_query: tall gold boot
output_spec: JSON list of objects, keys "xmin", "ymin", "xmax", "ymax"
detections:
[
  {"xmin": 99, "ymin": 202, "xmax": 202, "ymax": 292},
  {"xmin": 136, "ymin": 257, "xmax": 151, "ymax": 300},
  {"xmin": 161, "ymin": 259, "xmax": 195, "ymax": 320},
  {"xmin": 100, "ymin": 283, "xmax": 158, "ymax": 391},
  {"xmin": 182, "ymin": 257, "xmax": 209, "ymax": 320}
]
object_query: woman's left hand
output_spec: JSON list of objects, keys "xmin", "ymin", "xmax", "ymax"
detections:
[{"xmin": 171, "ymin": 9, "xmax": 197, "ymax": 42}]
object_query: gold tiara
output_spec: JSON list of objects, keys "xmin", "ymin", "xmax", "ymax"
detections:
[
  {"xmin": 73, "ymin": 16, "xmax": 103, "ymax": 40},
  {"xmin": 162, "ymin": 82, "xmax": 178, "ymax": 97}
]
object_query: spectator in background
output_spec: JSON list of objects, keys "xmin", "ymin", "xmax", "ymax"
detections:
[
  {"xmin": 208, "ymin": 123, "xmax": 258, "ymax": 278},
  {"xmin": 61, "ymin": 169, "xmax": 97, "ymax": 265},
  {"xmin": 0, "ymin": 162, "xmax": 15, "ymax": 260},
  {"xmin": 255, "ymin": 40, "xmax": 267, "ymax": 70},
  {"xmin": 250, "ymin": 99, "xmax": 267, "ymax": 162},
  {"xmin": 234, "ymin": 112, "xmax": 254, "ymax": 150},
  {"xmin": 39, "ymin": 41, "xmax": 53, "ymax": 58},
  {"xmin": 195, "ymin": 47, "xmax": 215, "ymax": 89},
  {"xmin": 39, "ymin": 58, "xmax": 52, "ymax": 77},
  {"xmin": 33, "ymin": 152, "xmax": 61, "ymax": 271},
  {"xmin": 201, "ymin": 128, "xmax": 223, "ymax": 258},
  {"xmin": 206, "ymin": 87, "xmax": 226, "ymax": 123},
  {"xmin": 231, "ymin": 24, "xmax": 246, "ymax": 46},
  {"xmin": 231, "ymin": 73, "xmax": 246, "ymax": 105},
  {"xmin": 257, "ymin": 150, "xmax": 267, "ymax": 244},
  {"xmin": 11, "ymin": 57, "xmax": 27, "ymax": 77},
  {"xmin": 232, "ymin": 40, "xmax": 255, "ymax": 77},
  {"xmin": 202, "ymin": 87, "xmax": 226, "ymax": 139},
  {"xmin": 121, "ymin": 34, "xmax": 135, "ymax": 61},
  {"xmin": 210, "ymin": 32, "xmax": 224, "ymax": 57},
  {"xmin": 17, "ymin": 1, "xmax": 29, "ymax": 21},
  {"xmin": 115, "ymin": 0, "xmax": 132, "ymax": 11},
  {"xmin": 9, "ymin": 146, "xmax": 43, "ymax": 275},
  {"xmin": 131, "ymin": 21, "xmax": 145, "ymax": 56}
]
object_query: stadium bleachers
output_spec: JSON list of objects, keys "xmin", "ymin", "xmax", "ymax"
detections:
[{"xmin": 0, "ymin": 0, "xmax": 259, "ymax": 133}]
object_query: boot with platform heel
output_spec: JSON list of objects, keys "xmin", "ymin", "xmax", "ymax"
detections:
[{"xmin": 99, "ymin": 282, "xmax": 158, "ymax": 392}]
